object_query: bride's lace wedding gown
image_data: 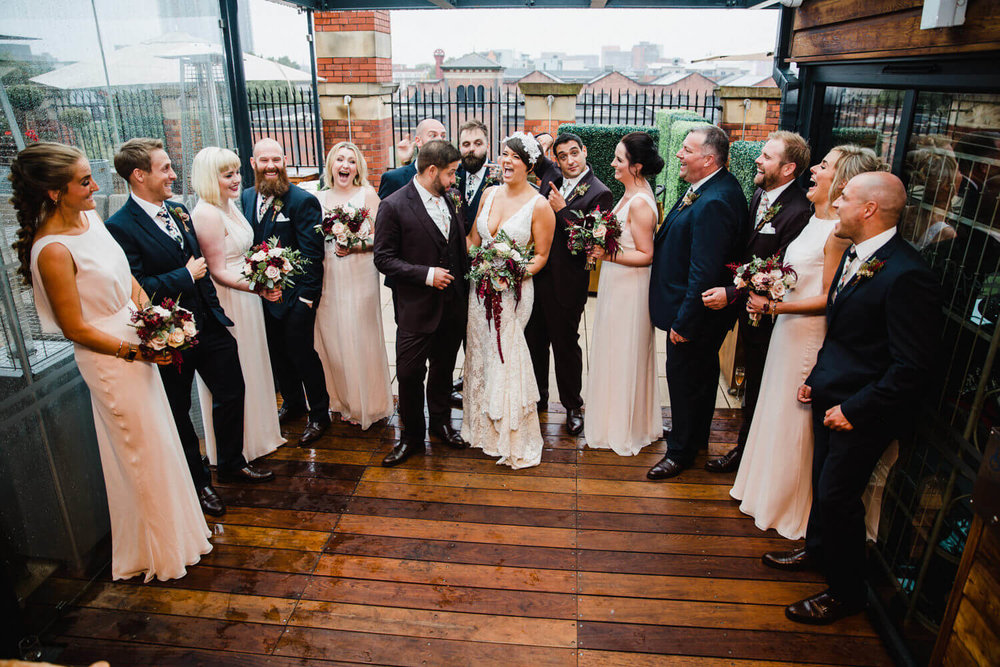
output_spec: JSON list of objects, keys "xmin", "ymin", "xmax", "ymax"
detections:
[{"xmin": 462, "ymin": 187, "xmax": 544, "ymax": 469}]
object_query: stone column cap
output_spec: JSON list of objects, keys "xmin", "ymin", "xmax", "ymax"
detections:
[
  {"xmin": 715, "ymin": 85, "xmax": 781, "ymax": 100},
  {"xmin": 319, "ymin": 82, "xmax": 399, "ymax": 97},
  {"xmin": 518, "ymin": 82, "xmax": 584, "ymax": 96}
]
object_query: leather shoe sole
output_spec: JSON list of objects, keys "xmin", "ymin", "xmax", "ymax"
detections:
[
  {"xmin": 646, "ymin": 456, "xmax": 686, "ymax": 480},
  {"xmin": 762, "ymin": 547, "xmax": 815, "ymax": 572},
  {"xmin": 785, "ymin": 590, "xmax": 866, "ymax": 625},
  {"xmin": 705, "ymin": 447, "xmax": 742, "ymax": 473}
]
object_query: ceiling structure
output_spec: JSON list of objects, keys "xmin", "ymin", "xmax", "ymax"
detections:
[{"xmin": 282, "ymin": 0, "xmax": 775, "ymax": 10}]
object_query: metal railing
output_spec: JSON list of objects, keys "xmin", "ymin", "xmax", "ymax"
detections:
[
  {"xmin": 577, "ymin": 88, "xmax": 720, "ymax": 125},
  {"xmin": 247, "ymin": 86, "xmax": 321, "ymax": 172},
  {"xmin": 45, "ymin": 89, "xmax": 164, "ymax": 164}
]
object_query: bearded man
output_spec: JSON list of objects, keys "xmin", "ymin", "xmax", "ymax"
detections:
[{"xmin": 240, "ymin": 138, "xmax": 330, "ymax": 445}]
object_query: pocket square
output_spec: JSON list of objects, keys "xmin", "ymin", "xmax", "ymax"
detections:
[
  {"xmin": 275, "ymin": 213, "xmax": 291, "ymax": 222},
  {"xmin": 758, "ymin": 222, "xmax": 776, "ymax": 235}
]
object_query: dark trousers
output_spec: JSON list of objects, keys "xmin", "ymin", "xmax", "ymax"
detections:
[
  {"xmin": 264, "ymin": 300, "xmax": 329, "ymax": 421},
  {"xmin": 664, "ymin": 325, "xmax": 728, "ymax": 465},
  {"xmin": 525, "ymin": 279, "xmax": 585, "ymax": 410},
  {"xmin": 805, "ymin": 407, "xmax": 890, "ymax": 603},
  {"xmin": 736, "ymin": 318, "xmax": 774, "ymax": 450},
  {"xmin": 396, "ymin": 294, "xmax": 465, "ymax": 444},
  {"xmin": 159, "ymin": 316, "xmax": 247, "ymax": 488}
]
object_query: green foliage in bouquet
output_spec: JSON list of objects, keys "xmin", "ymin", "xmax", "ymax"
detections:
[
  {"xmin": 729, "ymin": 140, "xmax": 765, "ymax": 206},
  {"xmin": 654, "ymin": 109, "xmax": 706, "ymax": 194},
  {"xmin": 831, "ymin": 127, "xmax": 883, "ymax": 155},
  {"xmin": 556, "ymin": 124, "xmax": 659, "ymax": 202},
  {"xmin": 660, "ymin": 118, "xmax": 711, "ymax": 208}
]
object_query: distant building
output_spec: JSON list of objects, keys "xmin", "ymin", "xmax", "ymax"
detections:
[
  {"xmin": 631, "ymin": 41, "xmax": 661, "ymax": 71},
  {"xmin": 601, "ymin": 46, "xmax": 631, "ymax": 72}
]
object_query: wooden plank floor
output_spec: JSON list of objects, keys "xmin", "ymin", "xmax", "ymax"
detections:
[{"xmin": 34, "ymin": 406, "xmax": 893, "ymax": 666}]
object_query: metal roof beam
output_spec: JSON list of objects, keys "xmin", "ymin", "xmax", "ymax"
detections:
[{"xmin": 427, "ymin": 0, "xmax": 456, "ymax": 7}]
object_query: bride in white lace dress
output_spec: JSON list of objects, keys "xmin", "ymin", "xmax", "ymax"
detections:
[{"xmin": 462, "ymin": 133, "xmax": 556, "ymax": 469}]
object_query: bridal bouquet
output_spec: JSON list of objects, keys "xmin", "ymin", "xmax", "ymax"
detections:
[
  {"xmin": 130, "ymin": 298, "xmax": 198, "ymax": 370},
  {"xmin": 242, "ymin": 237, "xmax": 307, "ymax": 292},
  {"xmin": 466, "ymin": 230, "xmax": 534, "ymax": 363},
  {"xmin": 729, "ymin": 254, "xmax": 798, "ymax": 326},
  {"xmin": 566, "ymin": 206, "xmax": 622, "ymax": 270},
  {"xmin": 315, "ymin": 203, "xmax": 372, "ymax": 250}
]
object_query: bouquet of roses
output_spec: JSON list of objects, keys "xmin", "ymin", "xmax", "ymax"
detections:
[
  {"xmin": 242, "ymin": 236, "xmax": 307, "ymax": 293},
  {"xmin": 566, "ymin": 206, "xmax": 622, "ymax": 270},
  {"xmin": 315, "ymin": 203, "xmax": 372, "ymax": 250},
  {"xmin": 466, "ymin": 230, "xmax": 534, "ymax": 363},
  {"xmin": 728, "ymin": 254, "xmax": 798, "ymax": 326},
  {"xmin": 130, "ymin": 297, "xmax": 198, "ymax": 370}
]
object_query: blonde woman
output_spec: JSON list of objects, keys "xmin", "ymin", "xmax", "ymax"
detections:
[
  {"xmin": 191, "ymin": 147, "xmax": 284, "ymax": 463},
  {"xmin": 313, "ymin": 142, "xmax": 393, "ymax": 429}
]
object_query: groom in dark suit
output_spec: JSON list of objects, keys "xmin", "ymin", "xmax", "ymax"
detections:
[
  {"xmin": 703, "ymin": 131, "xmax": 812, "ymax": 473},
  {"xmin": 374, "ymin": 140, "xmax": 470, "ymax": 467},
  {"xmin": 108, "ymin": 138, "xmax": 273, "ymax": 518},
  {"xmin": 241, "ymin": 138, "xmax": 329, "ymax": 446},
  {"xmin": 528, "ymin": 132, "xmax": 613, "ymax": 435},
  {"xmin": 765, "ymin": 172, "xmax": 941, "ymax": 624},
  {"xmin": 648, "ymin": 126, "xmax": 749, "ymax": 480}
]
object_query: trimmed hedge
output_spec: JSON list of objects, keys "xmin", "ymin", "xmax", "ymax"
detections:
[
  {"xmin": 831, "ymin": 127, "xmax": 883, "ymax": 155},
  {"xmin": 654, "ymin": 109, "xmax": 706, "ymax": 197},
  {"xmin": 729, "ymin": 140, "xmax": 765, "ymax": 206},
  {"xmin": 556, "ymin": 124, "xmax": 659, "ymax": 202},
  {"xmin": 660, "ymin": 118, "xmax": 711, "ymax": 207}
]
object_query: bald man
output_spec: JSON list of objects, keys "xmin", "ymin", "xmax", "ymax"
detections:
[
  {"xmin": 763, "ymin": 172, "xmax": 941, "ymax": 625},
  {"xmin": 241, "ymin": 138, "xmax": 330, "ymax": 445},
  {"xmin": 378, "ymin": 118, "xmax": 447, "ymax": 199}
]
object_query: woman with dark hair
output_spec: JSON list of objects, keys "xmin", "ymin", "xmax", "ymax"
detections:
[
  {"xmin": 584, "ymin": 132, "xmax": 663, "ymax": 454},
  {"xmin": 12, "ymin": 142, "xmax": 211, "ymax": 581},
  {"xmin": 462, "ymin": 132, "xmax": 556, "ymax": 469}
]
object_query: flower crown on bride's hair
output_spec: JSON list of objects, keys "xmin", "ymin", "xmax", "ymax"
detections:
[{"xmin": 502, "ymin": 131, "xmax": 542, "ymax": 166}]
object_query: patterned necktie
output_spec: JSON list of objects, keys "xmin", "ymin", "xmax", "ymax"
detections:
[
  {"xmin": 755, "ymin": 191, "xmax": 771, "ymax": 230},
  {"xmin": 465, "ymin": 174, "xmax": 478, "ymax": 201},
  {"xmin": 433, "ymin": 197, "xmax": 450, "ymax": 237},
  {"xmin": 834, "ymin": 247, "xmax": 859, "ymax": 300},
  {"xmin": 156, "ymin": 206, "xmax": 183, "ymax": 246},
  {"xmin": 258, "ymin": 196, "xmax": 273, "ymax": 223}
]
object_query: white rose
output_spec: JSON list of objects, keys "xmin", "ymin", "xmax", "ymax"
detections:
[
  {"xmin": 771, "ymin": 282, "xmax": 786, "ymax": 299},
  {"xmin": 268, "ymin": 247, "xmax": 284, "ymax": 258},
  {"xmin": 167, "ymin": 328, "xmax": 187, "ymax": 348},
  {"xmin": 265, "ymin": 265, "xmax": 280, "ymax": 280},
  {"xmin": 152, "ymin": 305, "xmax": 171, "ymax": 319},
  {"xmin": 593, "ymin": 224, "xmax": 607, "ymax": 240},
  {"xmin": 770, "ymin": 269, "xmax": 783, "ymax": 282},
  {"xmin": 493, "ymin": 242, "xmax": 511, "ymax": 254},
  {"xmin": 331, "ymin": 222, "xmax": 346, "ymax": 236},
  {"xmin": 251, "ymin": 250, "xmax": 267, "ymax": 262},
  {"xmin": 282, "ymin": 259, "xmax": 292, "ymax": 272},
  {"xmin": 511, "ymin": 250, "xmax": 522, "ymax": 262},
  {"xmin": 750, "ymin": 274, "xmax": 767, "ymax": 290},
  {"xmin": 342, "ymin": 205, "xmax": 356, "ymax": 217},
  {"xmin": 241, "ymin": 263, "xmax": 252, "ymax": 276},
  {"xmin": 336, "ymin": 234, "xmax": 348, "ymax": 246},
  {"xmin": 182, "ymin": 320, "xmax": 197, "ymax": 337},
  {"xmin": 734, "ymin": 276, "xmax": 746, "ymax": 289},
  {"xmin": 149, "ymin": 332, "xmax": 168, "ymax": 350}
]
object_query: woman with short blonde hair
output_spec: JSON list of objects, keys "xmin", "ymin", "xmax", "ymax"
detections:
[
  {"xmin": 324, "ymin": 141, "xmax": 369, "ymax": 189},
  {"xmin": 192, "ymin": 147, "xmax": 243, "ymax": 207}
]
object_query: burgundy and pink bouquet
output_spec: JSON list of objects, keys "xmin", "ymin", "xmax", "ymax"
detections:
[
  {"xmin": 466, "ymin": 230, "xmax": 534, "ymax": 363},
  {"xmin": 315, "ymin": 203, "xmax": 372, "ymax": 250},
  {"xmin": 130, "ymin": 297, "xmax": 197, "ymax": 369},
  {"xmin": 729, "ymin": 254, "xmax": 798, "ymax": 326},
  {"xmin": 567, "ymin": 206, "xmax": 622, "ymax": 270},
  {"xmin": 242, "ymin": 236, "xmax": 306, "ymax": 293}
]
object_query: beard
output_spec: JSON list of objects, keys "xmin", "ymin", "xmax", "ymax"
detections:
[
  {"xmin": 461, "ymin": 151, "xmax": 487, "ymax": 175},
  {"xmin": 254, "ymin": 166, "xmax": 291, "ymax": 198}
]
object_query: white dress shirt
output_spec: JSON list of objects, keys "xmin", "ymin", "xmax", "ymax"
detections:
[
  {"xmin": 131, "ymin": 193, "xmax": 194, "ymax": 283},
  {"xmin": 841, "ymin": 227, "xmax": 897, "ymax": 285},
  {"xmin": 413, "ymin": 178, "xmax": 452, "ymax": 286},
  {"xmin": 559, "ymin": 167, "xmax": 591, "ymax": 199}
]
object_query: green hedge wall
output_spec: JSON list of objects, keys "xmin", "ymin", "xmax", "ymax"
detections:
[
  {"xmin": 556, "ymin": 124, "xmax": 659, "ymax": 202},
  {"xmin": 729, "ymin": 140, "xmax": 764, "ymax": 206},
  {"xmin": 660, "ymin": 118, "xmax": 711, "ymax": 207},
  {"xmin": 831, "ymin": 127, "xmax": 883, "ymax": 155},
  {"xmin": 654, "ymin": 109, "xmax": 706, "ymax": 197}
]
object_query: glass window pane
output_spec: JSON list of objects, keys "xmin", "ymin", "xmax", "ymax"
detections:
[{"xmin": 820, "ymin": 86, "xmax": 905, "ymax": 166}]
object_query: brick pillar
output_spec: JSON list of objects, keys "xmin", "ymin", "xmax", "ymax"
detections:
[
  {"xmin": 314, "ymin": 10, "xmax": 397, "ymax": 190},
  {"xmin": 717, "ymin": 86, "xmax": 782, "ymax": 143},
  {"xmin": 518, "ymin": 82, "xmax": 583, "ymax": 138}
]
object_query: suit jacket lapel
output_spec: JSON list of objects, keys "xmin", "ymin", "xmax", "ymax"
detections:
[
  {"xmin": 127, "ymin": 198, "xmax": 185, "ymax": 260},
  {"xmin": 829, "ymin": 235, "xmax": 901, "ymax": 320}
]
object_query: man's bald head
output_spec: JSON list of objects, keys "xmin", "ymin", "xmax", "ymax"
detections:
[
  {"xmin": 253, "ymin": 138, "xmax": 284, "ymax": 159},
  {"xmin": 251, "ymin": 137, "xmax": 290, "ymax": 197},
  {"xmin": 414, "ymin": 118, "xmax": 447, "ymax": 146},
  {"xmin": 832, "ymin": 171, "xmax": 907, "ymax": 243}
]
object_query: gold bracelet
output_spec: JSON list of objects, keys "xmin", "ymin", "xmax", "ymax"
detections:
[{"xmin": 115, "ymin": 340, "xmax": 127, "ymax": 358}]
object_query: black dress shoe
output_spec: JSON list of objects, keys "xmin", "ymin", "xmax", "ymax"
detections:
[
  {"xmin": 383, "ymin": 441, "xmax": 421, "ymax": 467},
  {"xmin": 566, "ymin": 407, "xmax": 584, "ymax": 436},
  {"xmin": 662, "ymin": 426, "xmax": 671, "ymax": 439},
  {"xmin": 429, "ymin": 422, "xmax": 469, "ymax": 449},
  {"xmin": 762, "ymin": 547, "xmax": 816, "ymax": 571},
  {"xmin": 705, "ymin": 446, "xmax": 742, "ymax": 473},
  {"xmin": 537, "ymin": 400, "xmax": 547, "ymax": 413},
  {"xmin": 198, "ymin": 485, "xmax": 226, "ymax": 517},
  {"xmin": 453, "ymin": 377, "xmax": 464, "ymax": 392},
  {"xmin": 785, "ymin": 589, "xmax": 866, "ymax": 625},
  {"xmin": 450, "ymin": 390, "xmax": 463, "ymax": 408},
  {"xmin": 217, "ymin": 464, "xmax": 275, "ymax": 484},
  {"xmin": 298, "ymin": 416, "xmax": 331, "ymax": 446},
  {"xmin": 277, "ymin": 404, "xmax": 306, "ymax": 425},
  {"xmin": 646, "ymin": 455, "xmax": 686, "ymax": 480}
]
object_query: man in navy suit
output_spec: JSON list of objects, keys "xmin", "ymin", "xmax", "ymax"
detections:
[
  {"xmin": 107, "ymin": 138, "xmax": 273, "ymax": 518},
  {"xmin": 648, "ymin": 126, "xmax": 749, "ymax": 480},
  {"xmin": 765, "ymin": 172, "xmax": 941, "ymax": 624},
  {"xmin": 454, "ymin": 119, "xmax": 497, "ymax": 234},
  {"xmin": 241, "ymin": 138, "xmax": 329, "ymax": 446},
  {"xmin": 374, "ymin": 140, "xmax": 470, "ymax": 467},
  {"xmin": 377, "ymin": 118, "xmax": 447, "ymax": 200}
]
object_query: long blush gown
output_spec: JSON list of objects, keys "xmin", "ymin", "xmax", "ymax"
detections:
[
  {"xmin": 584, "ymin": 192, "xmax": 661, "ymax": 455},
  {"xmin": 197, "ymin": 201, "xmax": 284, "ymax": 463},
  {"xmin": 314, "ymin": 188, "xmax": 393, "ymax": 429},
  {"xmin": 30, "ymin": 210, "xmax": 211, "ymax": 582},
  {"xmin": 462, "ymin": 188, "xmax": 544, "ymax": 469}
]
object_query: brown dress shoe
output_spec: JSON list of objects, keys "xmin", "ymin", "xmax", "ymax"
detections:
[
  {"xmin": 566, "ymin": 408, "xmax": 584, "ymax": 436},
  {"xmin": 785, "ymin": 589, "xmax": 866, "ymax": 625},
  {"xmin": 217, "ymin": 464, "xmax": 275, "ymax": 484},
  {"xmin": 383, "ymin": 441, "xmax": 421, "ymax": 467},
  {"xmin": 646, "ymin": 455, "xmax": 686, "ymax": 480},
  {"xmin": 429, "ymin": 422, "xmax": 469, "ymax": 449},
  {"xmin": 198, "ymin": 485, "xmax": 226, "ymax": 516},
  {"xmin": 705, "ymin": 446, "xmax": 742, "ymax": 473},
  {"xmin": 762, "ymin": 547, "xmax": 815, "ymax": 571},
  {"xmin": 298, "ymin": 416, "xmax": 331, "ymax": 446}
]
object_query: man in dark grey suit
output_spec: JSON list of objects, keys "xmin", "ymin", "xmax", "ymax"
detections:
[{"xmin": 377, "ymin": 118, "xmax": 447, "ymax": 200}]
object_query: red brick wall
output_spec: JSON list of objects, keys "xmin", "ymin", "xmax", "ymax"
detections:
[
  {"xmin": 321, "ymin": 117, "xmax": 393, "ymax": 192},
  {"xmin": 721, "ymin": 98, "xmax": 781, "ymax": 143}
]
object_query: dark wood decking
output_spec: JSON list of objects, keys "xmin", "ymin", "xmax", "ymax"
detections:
[{"xmin": 35, "ymin": 408, "xmax": 892, "ymax": 666}]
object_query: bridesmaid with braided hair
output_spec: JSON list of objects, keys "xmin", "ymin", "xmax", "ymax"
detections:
[{"xmin": 11, "ymin": 142, "xmax": 211, "ymax": 582}]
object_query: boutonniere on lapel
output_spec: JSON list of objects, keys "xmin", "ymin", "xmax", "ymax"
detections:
[
  {"xmin": 678, "ymin": 189, "xmax": 700, "ymax": 210},
  {"xmin": 854, "ymin": 258, "xmax": 886, "ymax": 282},
  {"xmin": 170, "ymin": 206, "xmax": 191, "ymax": 232},
  {"xmin": 570, "ymin": 183, "xmax": 590, "ymax": 200},
  {"xmin": 756, "ymin": 203, "xmax": 783, "ymax": 230},
  {"xmin": 484, "ymin": 165, "xmax": 503, "ymax": 188},
  {"xmin": 271, "ymin": 198, "xmax": 284, "ymax": 215},
  {"xmin": 445, "ymin": 187, "xmax": 463, "ymax": 211}
]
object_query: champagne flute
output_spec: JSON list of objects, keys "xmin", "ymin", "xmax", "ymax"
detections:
[{"xmin": 734, "ymin": 366, "xmax": 746, "ymax": 399}]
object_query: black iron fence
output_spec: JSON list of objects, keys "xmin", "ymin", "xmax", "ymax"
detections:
[
  {"xmin": 46, "ymin": 88, "xmax": 164, "ymax": 163},
  {"xmin": 247, "ymin": 86, "xmax": 321, "ymax": 172},
  {"xmin": 578, "ymin": 88, "xmax": 720, "ymax": 125}
]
